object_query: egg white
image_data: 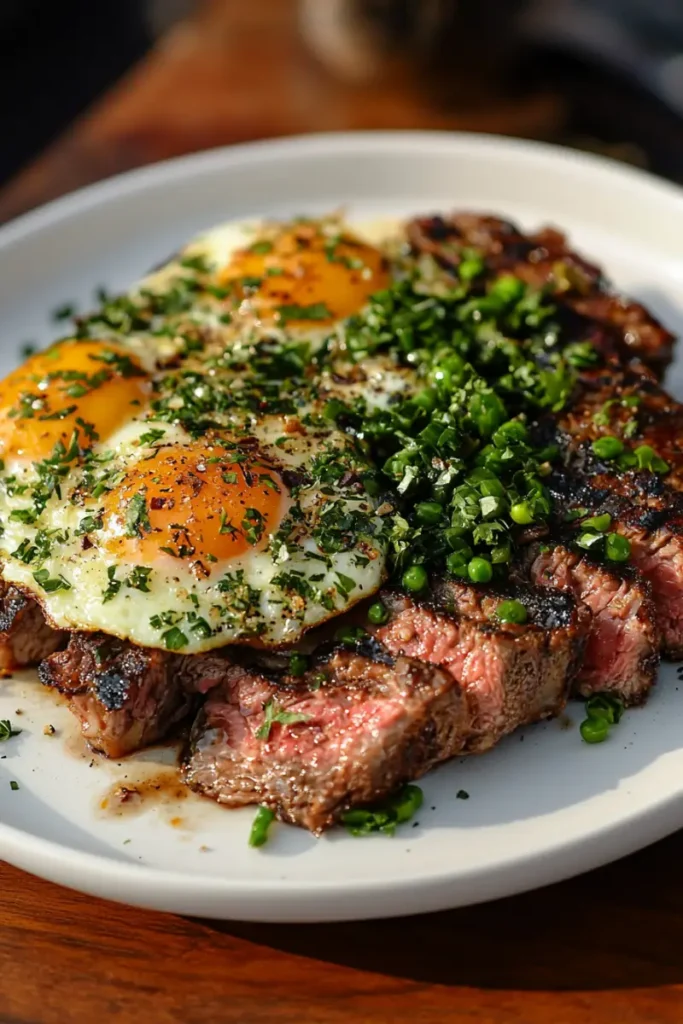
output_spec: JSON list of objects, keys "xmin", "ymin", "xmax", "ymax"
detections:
[{"xmin": 0, "ymin": 215, "xmax": 407, "ymax": 652}]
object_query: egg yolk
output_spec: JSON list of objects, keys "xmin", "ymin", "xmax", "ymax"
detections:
[
  {"xmin": 0, "ymin": 340, "xmax": 150, "ymax": 465},
  {"xmin": 100, "ymin": 444, "xmax": 287, "ymax": 571},
  {"xmin": 220, "ymin": 223, "xmax": 390, "ymax": 326}
]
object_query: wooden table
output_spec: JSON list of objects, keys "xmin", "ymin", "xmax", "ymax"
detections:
[{"xmin": 1, "ymin": 3, "xmax": 680, "ymax": 1021}]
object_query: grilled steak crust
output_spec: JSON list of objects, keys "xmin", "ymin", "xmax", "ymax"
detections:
[
  {"xmin": 0, "ymin": 580, "xmax": 65, "ymax": 670},
  {"xmin": 529, "ymin": 356, "xmax": 683, "ymax": 657},
  {"xmin": 183, "ymin": 643, "xmax": 468, "ymax": 833},
  {"xmin": 524, "ymin": 542, "xmax": 659, "ymax": 704},
  {"xmin": 544, "ymin": 464, "xmax": 683, "ymax": 659},
  {"xmin": 552, "ymin": 362, "xmax": 683, "ymax": 492},
  {"xmin": 370, "ymin": 580, "xmax": 588, "ymax": 752},
  {"xmin": 39, "ymin": 633, "xmax": 228, "ymax": 758},
  {"xmin": 407, "ymin": 213, "xmax": 674, "ymax": 372}
]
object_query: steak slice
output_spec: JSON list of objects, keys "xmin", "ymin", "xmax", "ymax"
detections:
[
  {"xmin": 39, "ymin": 632, "xmax": 228, "ymax": 758},
  {"xmin": 552, "ymin": 361, "xmax": 683, "ymax": 491},
  {"xmin": 0, "ymin": 580, "xmax": 65, "ymax": 671},
  {"xmin": 370, "ymin": 579, "xmax": 588, "ymax": 752},
  {"xmin": 545, "ymin": 465, "xmax": 683, "ymax": 660},
  {"xmin": 407, "ymin": 212, "xmax": 674, "ymax": 373},
  {"xmin": 532, "ymin": 357, "xmax": 683, "ymax": 658},
  {"xmin": 183, "ymin": 642, "xmax": 468, "ymax": 833},
  {"xmin": 524, "ymin": 541, "xmax": 659, "ymax": 704}
]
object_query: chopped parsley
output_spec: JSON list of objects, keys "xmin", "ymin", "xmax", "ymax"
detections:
[
  {"xmin": 160, "ymin": 626, "xmax": 189, "ymax": 651},
  {"xmin": 275, "ymin": 302, "xmax": 332, "ymax": 325},
  {"xmin": 102, "ymin": 566, "xmax": 121, "ymax": 603},
  {"xmin": 255, "ymin": 699, "xmax": 311, "ymax": 741},
  {"xmin": 341, "ymin": 784, "xmax": 423, "ymax": 836},
  {"xmin": 124, "ymin": 492, "xmax": 151, "ymax": 538},
  {"xmin": 0, "ymin": 719, "xmax": 21, "ymax": 741},
  {"xmin": 32, "ymin": 569, "xmax": 71, "ymax": 593}
]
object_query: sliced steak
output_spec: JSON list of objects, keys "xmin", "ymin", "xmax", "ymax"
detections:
[
  {"xmin": 552, "ymin": 361, "xmax": 683, "ymax": 491},
  {"xmin": 544, "ymin": 464, "xmax": 683, "ymax": 659},
  {"xmin": 524, "ymin": 542, "xmax": 659, "ymax": 704},
  {"xmin": 407, "ymin": 212, "xmax": 674, "ymax": 373},
  {"xmin": 0, "ymin": 580, "xmax": 65, "ymax": 671},
  {"xmin": 39, "ymin": 632, "xmax": 228, "ymax": 758},
  {"xmin": 183, "ymin": 642, "xmax": 468, "ymax": 833},
  {"xmin": 370, "ymin": 580, "xmax": 588, "ymax": 751}
]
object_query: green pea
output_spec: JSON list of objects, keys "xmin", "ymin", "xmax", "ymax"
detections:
[
  {"xmin": 416, "ymin": 501, "xmax": 443, "ymax": 525},
  {"xmin": 580, "ymin": 717, "xmax": 609, "ymax": 744},
  {"xmin": 591, "ymin": 436, "xmax": 624, "ymax": 460},
  {"xmin": 605, "ymin": 533, "xmax": 631, "ymax": 562},
  {"xmin": 367, "ymin": 601, "xmax": 389, "ymax": 626},
  {"xmin": 585, "ymin": 696, "xmax": 616, "ymax": 725},
  {"xmin": 489, "ymin": 274, "xmax": 525, "ymax": 304},
  {"xmin": 248, "ymin": 805, "xmax": 275, "ymax": 847},
  {"xmin": 468, "ymin": 556, "xmax": 492, "ymax": 583},
  {"xmin": 288, "ymin": 653, "xmax": 308, "ymax": 676},
  {"xmin": 402, "ymin": 565, "xmax": 428, "ymax": 593},
  {"xmin": 496, "ymin": 599, "xmax": 528, "ymax": 624},
  {"xmin": 510, "ymin": 501, "xmax": 534, "ymax": 525},
  {"xmin": 582, "ymin": 513, "xmax": 611, "ymax": 533},
  {"xmin": 446, "ymin": 551, "xmax": 468, "ymax": 576},
  {"xmin": 458, "ymin": 252, "xmax": 485, "ymax": 281}
]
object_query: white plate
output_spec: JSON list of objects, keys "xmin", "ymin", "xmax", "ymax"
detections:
[{"xmin": 1, "ymin": 132, "xmax": 683, "ymax": 923}]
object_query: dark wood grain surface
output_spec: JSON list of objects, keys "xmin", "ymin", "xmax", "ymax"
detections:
[
  {"xmin": 0, "ymin": 2, "xmax": 681, "ymax": 1021},
  {"xmin": 5, "ymin": 832, "xmax": 683, "ymax": 1024}
]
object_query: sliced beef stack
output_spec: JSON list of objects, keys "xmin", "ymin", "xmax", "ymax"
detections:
[
  {"xmin": 39, "ymin": 632, "xmax": 228, "ymax": 758},
  {"xmin": 407, "ymin": 211, "xmax": 681, "ymax": 676},
  {"xmin": 184, "ymin": 643, "xmax": 467, "ymax": 833}
]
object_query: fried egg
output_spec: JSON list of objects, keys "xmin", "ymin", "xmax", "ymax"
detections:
[{"xmin": 0, "ymin": 215, "xmax": 405, "ymax": 652}]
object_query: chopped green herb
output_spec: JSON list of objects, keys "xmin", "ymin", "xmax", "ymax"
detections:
[
  {"xmin": 126, "ymin": 566, "xmax": 153, "ymax": 592},
  {"xmin": 248, "ymin": 240, "xmax": 274, "ymax": 255},
  {"xmin": 341, "ymin": 784, "xmax": 423, "ymax": 836},
  {"xmin": 0, "ymin": 719, "xmax": 21, "ymax": 741},
  {"xmin": 160, "ymin": 626, "xmax": 189, "ymax": 651},
  {"xmin": 276, "ymin": 302, "xmax": 332, "ymax": 325},
  {"xmin": 52, "ymin": 301, "xmax": 77, "ymax": 322},
  {"xmin": 248, "ymin": 805, "xmax": 275, "ymax": 847},
  {"xmin": 32, "ymin": 569, "xmax": 71, "ymax": 593},
  {"xmin": 256, "ymin": 699, "xmax": 311, "ymax": 741},
  {"xmin": 102, "ymin": 566, "xmax": 121, "ymax": 603},
  {"xmin": 124, "ymin": 492, "xmax": 151, "ymax": 538}
]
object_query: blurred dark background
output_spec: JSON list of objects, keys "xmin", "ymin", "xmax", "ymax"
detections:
[{"xmin": 1, "ymin": 0, "xmax": 683, "ymax": 220}]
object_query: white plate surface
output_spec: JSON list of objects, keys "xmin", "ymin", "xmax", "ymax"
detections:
[{"xmin": 1, "ymin": 132, "xmax": 683, "ymax": 923}]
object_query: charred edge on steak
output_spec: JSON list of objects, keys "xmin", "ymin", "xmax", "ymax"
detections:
[
  {"xmin": 183, "ymin": 644, "xmax": 468, "ymax": 833},
  {"xmin": 367, "ymin": 579, "xmax": 589, "ymax": 752},
  {"xmin": 533, "ymin": 358, "xmax": 683, "ymax": 660},
  {"xmin": 407, "ymin": 213, "xmax": 674, "ymax": 373},
  {"xmin": 38, "ymin": 632, "xmax": 229, "ymax": 758},
  {"xmin": 0, "ymin": 579, "xmax": 65, "ymax": 670}
]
